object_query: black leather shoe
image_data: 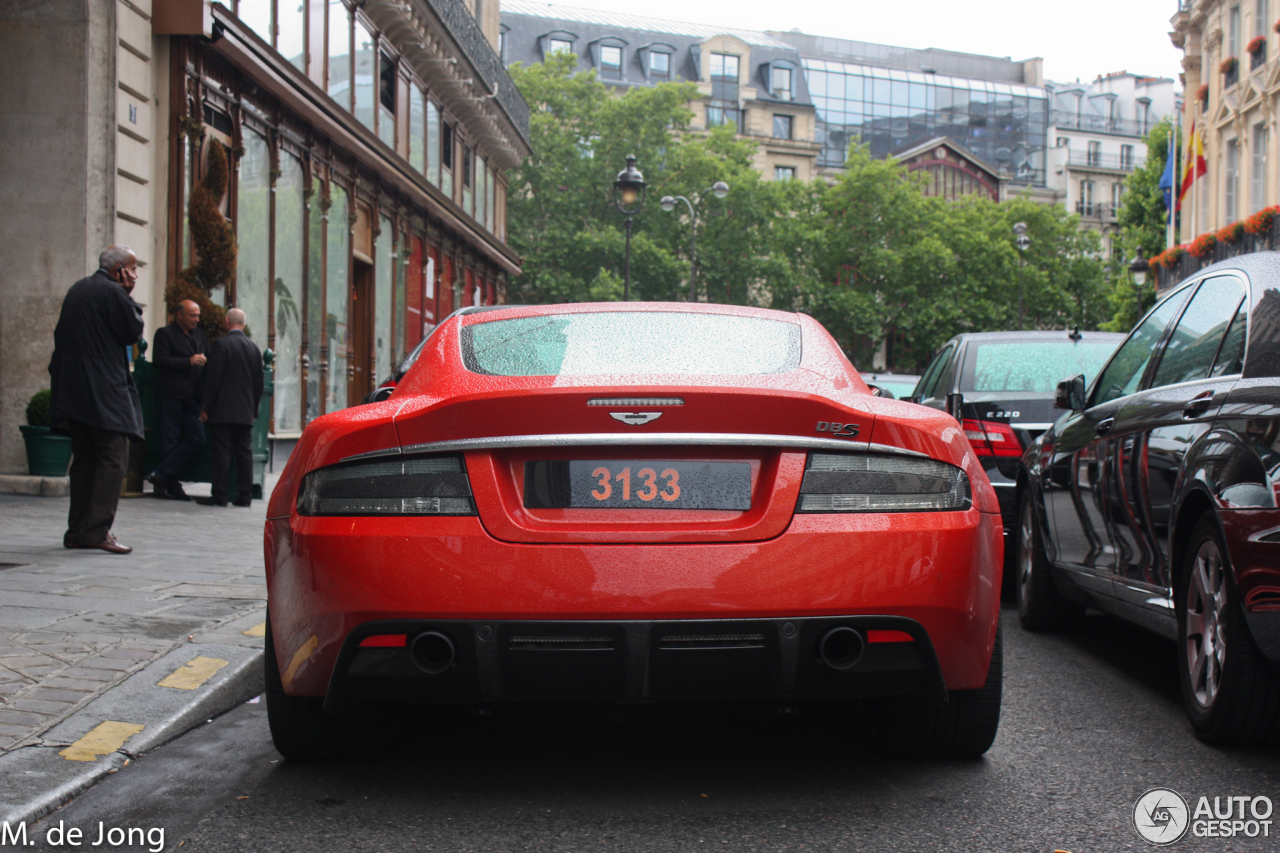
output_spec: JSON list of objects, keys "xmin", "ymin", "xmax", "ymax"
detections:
[
  {"xmin": 166, "ymin": 484, "xmax": 192, "ymax": 501},
  {"xmin": 196, "ymin": 496, "xmax": 228, "ymax": 507},
  {"xmin": 146, "ymin": 472, "xmax": 168, "ymax": 496},
  {"xmin": 232, "ymin": 498, "xmax": 253, "ymax": 508}
]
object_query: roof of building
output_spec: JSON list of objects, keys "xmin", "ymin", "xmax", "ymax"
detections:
[{"xmin": 502, "ymin": 0, "xmax": 794, "ymax": 49}]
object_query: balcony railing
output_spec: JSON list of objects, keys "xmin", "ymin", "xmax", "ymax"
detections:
[
  {"xmin": 1067, "ymin": 151, "xmax": 1137, "ymax": 171},
  {"xmin": 1051, "ymin": 112, "xmax": 1152, "ymax": 138},
  {"xmin": 1075, "ymin": 201, "xmax": 1119, "ymax": 221}
]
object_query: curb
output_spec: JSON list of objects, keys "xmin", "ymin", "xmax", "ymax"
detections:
[
  {"xmin": 0, "ymin": 640, "xmax": 264, "ymax": 828},
  {"xmin": 0, "ymin": 475, "xmax": 69, "ymax": 497}
]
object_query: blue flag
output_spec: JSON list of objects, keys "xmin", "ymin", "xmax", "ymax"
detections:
[{"xmin": 1158, "ymin": 150, "xmax": 1175, "ymax": 216}]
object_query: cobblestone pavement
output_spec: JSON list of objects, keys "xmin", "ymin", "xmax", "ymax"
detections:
[{"xmin": 0, "ymin": 478, "xmax": 271, "ymax": 755}]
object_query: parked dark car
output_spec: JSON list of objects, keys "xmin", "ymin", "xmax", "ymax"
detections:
[
  {"xmin": 1014, "ymin": 252, "xmax": 1280, "ymax": 745},
  {"xmin": 859, "ymin": 372, "xmax": 922, "ymax": 400},
  {"xmin": 911, "ymin": 330, "xmax": 1124, "ymax": 572}
]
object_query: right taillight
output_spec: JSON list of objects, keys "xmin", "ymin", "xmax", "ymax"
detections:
[
  {"xmin": 962, "ymin": 419, "xmax": 1023, "ymax": 458},
  {"xmin": 796, "ymin": 453, "xmax": 971, "ymax": 513}
]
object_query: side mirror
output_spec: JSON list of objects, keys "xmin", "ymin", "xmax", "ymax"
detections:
[
  {"xmin": 1054, "ymin": 374, "xmax": 1086, "ymax": 411},
  {"xmin": 902, "ymin": 395, "xmax": 919, "ymax": 405},
  {"xmin": 866, "ymin": 384, "xmax": 894, "ymax": 399},
  {"xmin": 945, "ymin": 391, "xmax": 964, "ymax": 422}
]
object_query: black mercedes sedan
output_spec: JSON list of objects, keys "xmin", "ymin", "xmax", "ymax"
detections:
[
  {"xmin": 910, "ymin": 330, "xmax": 1124, "ymax": 575},
  {"xmin": 1014, "ymin": 252, "xmax": 1280, "ymax": 745}
]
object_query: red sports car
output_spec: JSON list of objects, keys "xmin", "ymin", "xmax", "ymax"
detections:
[{"xmin": 263, "ymin": 303, "xmax": 1004, "ymax": 759}]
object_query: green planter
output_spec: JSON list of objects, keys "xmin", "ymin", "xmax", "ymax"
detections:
[{"xmin": 20, "ymin": 424, "xmax": 73, "ymax": 477}]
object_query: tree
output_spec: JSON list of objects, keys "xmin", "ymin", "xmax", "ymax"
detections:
[{"xmin": 1105, "ymin": 117, "xmax": 1175, "ymax": 331}]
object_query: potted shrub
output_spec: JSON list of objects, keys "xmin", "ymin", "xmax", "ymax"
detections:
[{"xmin": 20, "ymin": 389, "xmax": 73, "ymax": 477}]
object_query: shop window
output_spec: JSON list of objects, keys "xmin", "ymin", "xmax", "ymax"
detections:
[
  {"xmin": 325, "ymin": 182, "xmax": 350, "ymax": 413},
  {"xmin": 306, "ymin": 175, "xmax": 324, "ymax": 423},
  {"xmin": 274, "ymin": 150, "xmax": 306, "ymax": 434},
  {"xmin": 773, "ymin": 114, "xmax": 793, "ymax": 139},
  {"xmin": 354, "ymin": 17, "xmax": 376, "ymax": 131},
  {"xmin": 410, "ymin": 83, "xmax": 425, "ymax": 172},
  {"xmin": 427, "ymin": 100, "xmax": 441, "ymax": 186},
  {"xmin": 277, "ymin": 1, "xmax": 305, "ymax": 71},
  {"xmin": 327, "ymin": 1, "xmax": 351, "ymax": 107},
  {"xmin": 441, "ymin": 119, "xmax": 454, "ymax": 198},
  {"xmin": 236, "ymin": 129, "xmax": 270, "ymax": 345},
  {"xmin": 378, "ymin": 52, "xmax": 396, "ymax": 148}
]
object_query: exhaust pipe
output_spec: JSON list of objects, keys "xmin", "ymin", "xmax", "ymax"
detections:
[
  {"xmin": 818, "ymin": 626, "xmax": 864, "ymax": 671},
  {"xmin": 411, "ymin": 631, "xmax": 457, "ymax": 675}
]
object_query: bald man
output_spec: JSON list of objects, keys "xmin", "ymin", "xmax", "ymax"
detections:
[
  {"xmin": 148, "ymin": 299, "xmax": 208, "ymax": 500},
  {"xmin": 198, "ymin": 308, "xmax": 263, "ymax": 507}
]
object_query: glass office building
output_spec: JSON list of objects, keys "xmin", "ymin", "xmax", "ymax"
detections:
[{"xmin": 804, "ymin": 59, "xmax": 1050, "ymax": 186}]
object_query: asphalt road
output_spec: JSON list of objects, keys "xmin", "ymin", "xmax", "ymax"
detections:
[{"xmin": 21, "ymin": 607, "xmax": 1280, "ymax": 853}]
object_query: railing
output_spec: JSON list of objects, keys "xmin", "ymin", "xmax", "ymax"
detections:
[
  {"xmin": 1075, "ymin": 201, "xmax": 1118, "ymax": 220},
  {"xmin": 1051, "ymin": 112, "xmax": 1152, "ymax": 137},
  {"xmin": 1067, "ymin": 151, "xmax": 1137, "ymax": 171},
  {"xmin": 1153, "ymin": 218, "xmax": 1280, "ymax": 290}
]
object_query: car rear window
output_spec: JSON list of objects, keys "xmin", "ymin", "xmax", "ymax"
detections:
[
  {"xmin": 962, "ymin": 341, "xmax": 1119, "ymax": 393},
  {"xmin": 462, "ymin": 312, "xmax": 801, "ymax": 376}
]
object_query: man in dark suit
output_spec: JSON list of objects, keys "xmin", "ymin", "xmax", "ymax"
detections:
[
  {"xmin": 147, "ymin": 299, "xmax": 207, "ymax": 500},
  {"xmin": 198, "ymin": 308, "xmax": 263, "ymax": 508},
  {"xmin": 49, "ymin": 245, "xmax": 146, "ymax": 554}
]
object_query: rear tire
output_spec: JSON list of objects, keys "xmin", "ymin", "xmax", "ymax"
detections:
[
  {"xmin": 264, "ymin": 615, "xmax": 360, "ymax": 760},
  {"xmin": 1177, "ymin": 516, "xmax": 1280, "ymax": 746},
  {"xmin": 877, "ymin": 625, "xmax": 1002, "ymax": 758},
  {"xmin": 1016, "ymin": 491, "xmax": 1083, "ymax": 631}
]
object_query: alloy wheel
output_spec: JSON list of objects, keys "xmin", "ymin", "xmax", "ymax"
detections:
[{"xmin": 1184, "ymin": 539, "xmax": 1228, "ymax": 708}]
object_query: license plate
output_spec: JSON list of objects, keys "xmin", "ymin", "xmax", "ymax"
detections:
[{"xmin": 524, "ymin": 460, "xmax": 751, "ymax": 510}]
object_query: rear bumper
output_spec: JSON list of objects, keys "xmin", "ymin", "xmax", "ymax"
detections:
[
  {"xmin": 265, "ymin": 509, "xmax": 1003, "ymax": 699},
  {"xmin": 324, "ymin": 615, "xmax": 948, "ymax": 714}
]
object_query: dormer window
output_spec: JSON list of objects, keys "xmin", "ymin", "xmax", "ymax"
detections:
[
  {"xmin": 771, "ymin": 65, "xmax": 793, "ymax": 101},
  {"xmin": 600, "ymin": 45, "xmax": 622, "ymax": 80},
  {"xmin": 639, "ymin": 42, "xmax": 677, "ymax": 83},
  {"xmin": 710, "ymin": 53, "xmax": 739, "ymax": 101},
  {"xmin": 541, "ymin": 31, "xmax": 579, "ymax": 59}
]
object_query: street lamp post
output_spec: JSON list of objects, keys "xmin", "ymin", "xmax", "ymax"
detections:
[
  {"xmin": 1013, "ymin": 221, "xmax": 1030, "ymax": 328},
  {"xmin": 1128, "ymin": 249, "xmax": 1150, "ymax": 320},
  {"xmin": 659, "ymin": 181, "xmax": 729, "ymax": 302},
  {"xmin": 613, "ymin": 155, "xmax": 647, "ymax": 301}
]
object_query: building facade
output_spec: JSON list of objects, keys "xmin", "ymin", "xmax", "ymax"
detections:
[
  {"xmin": 1172, "ymin": 0, "xmax": 1276, "ymax": 245},
  {"xmin": 0, "ymin": 0, "xmax": 530, "ymax": 474},
  {"xmin": 500, "ymin": 0, "xmax": 822, "ymax": 181},
  {"xmin": 1045, "ymin": 72, "xmax": 1179, "ymax": 257}
]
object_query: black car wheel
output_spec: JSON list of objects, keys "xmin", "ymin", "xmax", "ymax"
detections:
[
  {"xmin": 876, "ymin": 625, "xmax": 1002, "ymax": 759},
  {"xmin": 1016, "ymin": 490, "xmax": 1083, "ymax": 631},
  {"xmin": 265, "ymin": 614, "xmax": 361, "ymax": 760},
  {"xmin": 1177, "ymin": 516, "xmax": 1280, "ymax": 745}
]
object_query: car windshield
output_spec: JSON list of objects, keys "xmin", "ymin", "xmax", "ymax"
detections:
[
  {"xmin": 962, "ymin": 341, "xmax": 1119, "ymax": 393},
  {"xmin": 461, "ymin": 312, "xmax": 802, "ymax": 376}
]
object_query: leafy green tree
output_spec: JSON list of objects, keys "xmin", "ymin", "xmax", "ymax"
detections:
[{"xmin": 1105, "ymin": 117, "xmax": 1175, "ymax": 331}]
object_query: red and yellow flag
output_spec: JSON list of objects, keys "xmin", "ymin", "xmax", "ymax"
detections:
[{"xmin": 1177, "ymin": 121, "xmax": 1207, "ymax": 210}]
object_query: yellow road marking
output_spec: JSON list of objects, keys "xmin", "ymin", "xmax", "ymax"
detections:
[
  {"xmin": 243, "ymin": 622, "xmax": 266, "ymax": 637},
  {"xmin": 59, "ymin": 721, "xmax": 145, "ymax": 762},
  {"xmin": 282, "ymin": 635, "xmax": 318, "ymax": 689},
  {"xmin": 157, "ymin": 656, "xmax": 229, "ymax": 690}
]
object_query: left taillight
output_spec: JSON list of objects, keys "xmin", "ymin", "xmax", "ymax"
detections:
[
  {"xmin": 296, "ymin": 454, "xmax": 475, "ymax": 516},
  {"xmin": 962, "ymin": 419, "xmax": 1023, "ymax": 458}
]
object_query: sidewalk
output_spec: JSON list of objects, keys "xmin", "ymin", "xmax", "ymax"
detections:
[{"xmin": 0, "ymin": 476, "xmax": 273, "ymax": 826}]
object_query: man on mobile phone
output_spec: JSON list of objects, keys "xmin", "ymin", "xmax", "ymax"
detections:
[{"xmin": 48, "ymin": 245, "xmax": 145, "ymax": 554}]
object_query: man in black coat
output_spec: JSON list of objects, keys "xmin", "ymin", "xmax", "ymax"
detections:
[
  {"xmin": 49, "ymin": 245, "xmax": 146, "ymax": 554},
  {"xmin": 198, "ymin": 308, "xmax": 263, "ymax": 507},
  {"xmin": 147, "ymin": 299, "xmax": 208, "ymax": 500}
]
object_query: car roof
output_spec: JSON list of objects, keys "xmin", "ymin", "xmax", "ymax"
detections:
[{"xmin": 945, "ymin": 329, "xmax": 1125, "ymax": 344}]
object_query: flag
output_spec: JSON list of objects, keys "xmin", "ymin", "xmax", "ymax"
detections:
[
  {"xmin": 1178, "ymin": 121, "xmax": 1206, "ymax": 211},
  {"xmin": 1158, "ymin": 143, "xmax": 1175, "ymax": 214}
]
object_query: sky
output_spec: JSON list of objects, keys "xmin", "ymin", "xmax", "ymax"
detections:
[{"xmin": 524, "ymin": 0, "xmax": 1186, "ymax": 87}]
